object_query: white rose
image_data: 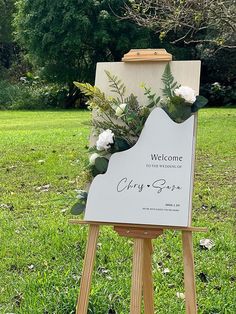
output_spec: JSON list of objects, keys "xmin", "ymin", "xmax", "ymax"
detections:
[
  {"xmin": 115, "ymin": 103, "xmax": 127, "ymax": 117},
  {"xmin": 174, "ymin": 86, "xmax": 196, "ymax": 104},
  {"xmin": 96, "ymin": 129, "xmax": 114, "ymax": 151},
  {"xmin": 89, "ymin": 153, "xmax": 100, "ymax": 165}
]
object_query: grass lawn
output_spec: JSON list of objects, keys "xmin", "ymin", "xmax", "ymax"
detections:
[{"xmin": 0, "ymin": 109, "xmax": 235, "ymax": 314}]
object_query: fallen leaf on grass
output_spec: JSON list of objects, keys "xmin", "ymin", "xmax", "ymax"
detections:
[
  {"xmin": 0, "ymin": 203, "xmax": 14, "ymax": 211},
  {"xmin": 38, "ymin": 159, "xmax": 45, "ymax": 164},
  {"xmin": 176, "ymin": 292, "xmax": 185, "ymax": 299},
  {"xmin": 28, "ymin": 264, "xmax": 35, "ymax": 270},
  {"xmin": 201, "ymin": 204, "xmax": 208, "ymax": 210},
  {"xmin": 98, "ymin": 266, "xmax": 110, "ymax": 274},
  {"xmin": 163, "ymin": 268, "xmax": 170, "ymax": 274},
  {"xmin": 35, "ymin": 184, "xmax": 51, "ymax": 192},
  {"xmin": 200, "ymin": 238, "xmax": 215, "ymax": 250},
  {"xmin": 7, "ymin": 165, "xmax": 17, "ymax": 171}
]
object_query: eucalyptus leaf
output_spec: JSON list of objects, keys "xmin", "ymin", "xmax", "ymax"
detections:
[
  {"xmin": 191, "ymin": 95, "xmax": 208, "ymax": 112},
  {"xmin": 94, "ymin": 157, "xmax": 109, "ymax": 174},
  {"xmin": 71, "ymin": 201, "xmax": 86, "ymax": 215},
  {"xmin": 113, "ymin": 137, "xmax": 131, "ymax": 152},
  {"xmin": 91, "ymin": 165, "xmax": 100, "ymax": 177},
  {"xmin": 166, "ymin": 101, "xmax": 192, "ymax": 123}
]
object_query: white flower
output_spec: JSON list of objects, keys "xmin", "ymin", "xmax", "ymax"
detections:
[
  {"xmin": 96, "ymin": 129, "xmax": 114, "ymax": 151},
  {"xmin": 89, "ymin": 153, "xmax": 100, "ymax": 165},
  {"xmin": 174, "ymin": 86, "xmax": 196, "ymax": 104},
  {"xmin": 115, "ymin": 103, "xmax": 127, "ymax": 117}
]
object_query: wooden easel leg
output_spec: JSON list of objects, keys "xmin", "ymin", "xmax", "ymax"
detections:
[
  {"xmin": 182, "ymin": 231, "xmax": 197, "ymax": 314},
  {"xmin": 76, "ymin": 224, "xmax": 100, "ymax": 314},
  {"xmin": 130, "ymin": 238, "xmax": 144, "ymax": 314},
  {"xmin": 143, "ymin": 238, "xmax": 155, "ymax": 314}
]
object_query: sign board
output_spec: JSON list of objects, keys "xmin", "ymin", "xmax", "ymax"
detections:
[{"xmin": 84, "ymin": 61, "xmax": 201, "ymax": 227}]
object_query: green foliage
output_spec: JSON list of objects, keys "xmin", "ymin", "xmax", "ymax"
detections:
[
  {"xmin": 160, "ymin": 64, "xmax": 208, "ymax": 122},
  {"xmin": 161, "ymin": 63, "xmax": 179, "ymax": 98},
  {"xmin": 13, "ymin": 0, "xmax": 154, "ymax": 85},
  {"xmin": 142, "ymin": 85, "xmax": 160, "ymax": 108},
  {"xmin": 74, "ymin": 81, "xmax": 110, "ymax": 111},
  {"xmin": 74, "ymin": 72, "xmax": 147, "ymax": 143},
  {"xmin": 71, "ymin": 190, "xmax": 88, "ymax": 215},
  {"xmin": 164, "ymin": 96, "xmax": 192, "ymax": 123},
  {"xmin": 192, "ymin": 95, "xmax": 208, "ymax": 112},
  {"xmin": 105, "ymin": 70, "xmax": 126, "ymax": 103},
  {"xmin": 201, "ymin": 82, "xmax": 236, "ymax": 107},
  {"xmin": 71, "ymin": 202, "xmax": 85, "ymax": 215},
  {"xmin": 91, "ymin": 157, "xmax": 109, "ymax": 177},
  {"xmin": 0, "ymin": 80, "xmax": 68, "ymax": 110},
  {"xmin": 112, "ymin": 137, "xmax": 131, "ymax": 152},
  {"xmin": 0, "ymin": 0, "xmax": 14, "ymax": 43},
  {"xmin": 0, "ymin": 0, "xmax": 18, "ymax": 79}
]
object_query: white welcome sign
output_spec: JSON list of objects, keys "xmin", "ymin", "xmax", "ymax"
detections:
[{"xmin": 84, "ymin": 61, "xmax": 200, "ymax": 227}]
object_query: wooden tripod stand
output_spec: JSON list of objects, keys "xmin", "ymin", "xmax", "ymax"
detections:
[{"xmin": 70, "ymin": 220, "xmax": 207, "ymax": 314}]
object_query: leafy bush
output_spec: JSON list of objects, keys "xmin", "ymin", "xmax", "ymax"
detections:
[
  {"xmin": 0, "ymin": 79, "xmax": 68, "ymax": 110},
  {"xmin": 201, "ymin": 82, "xmax": 236, "ymax": 107}
]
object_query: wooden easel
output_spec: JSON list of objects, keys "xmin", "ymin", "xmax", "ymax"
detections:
[
  {"xmin": 70, "ymin": 49, "xmax": 206, "ymax": 312},
  {"xmin": 70, "ymin": 220, "xmax": 207, "ymax": 314}
]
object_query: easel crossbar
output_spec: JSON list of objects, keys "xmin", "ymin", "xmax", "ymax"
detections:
[{"xmin": 69, "ymin": 219, "xmax": 207, "ymax": 232}]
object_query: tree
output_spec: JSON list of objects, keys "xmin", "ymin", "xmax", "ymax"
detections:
[
  {"xmin": 0, "ymin": 0, "xmax": 15, "ymax": 70},
  {"xmin": 125, "ymin": 0, "xmax": 236, "ymax": 50},
  {"xmin": 14, "ymin": 0, "xmax": 158, "ymax": 106}
]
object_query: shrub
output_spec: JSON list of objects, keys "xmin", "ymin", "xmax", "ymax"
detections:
[
  {"xmin": 201, "ymin": 82, "xmax": 236, "ymax": 107},
  {"xmin": 0, "ymin": 79, "xmax": 68, "ymax": 110}
]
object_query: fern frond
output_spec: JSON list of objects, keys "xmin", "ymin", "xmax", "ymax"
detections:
[
  {"xmin": 104, "ymin": 70, "xmax": 126, "ymax": 102},
  {"xmin": 74, "ymin": 81, "xmax": 110, "ymax": 111},
  {"xmin": 161, "ymin": 63, "xmax": 179, "ymax": 98},
  {"xmin": 74, "ymin": 82, "xmax": 96, "ymax": 97}
]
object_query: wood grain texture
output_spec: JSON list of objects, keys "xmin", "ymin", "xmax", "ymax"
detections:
[
  {"xmin": 182, "ymin": 231, "xmax": 197, "ymax": 314},
  {"xmin": 69, "ymin": 220, "xmax": 207, "ymax": 232},
  {"xmin": 143, "ymin": 239, "xmax": 155, "ymax": 314},
  {"xmin": 76, "ymin": 224, "xmax": 99, "ymax": 314},
  {"xmin": 114, "ymin": 226, "xmax": 163, "ymax": 239},
  {"xmin": 130, "ymin": 239, "xmax": 144, "ymax": 314},
  {"xmin": 122, "ymin": 48, "xmax": 172, "ymax": 62}
]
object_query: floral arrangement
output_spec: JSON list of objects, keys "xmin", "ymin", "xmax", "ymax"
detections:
[{"xmin": 71, "ymin": 64, "xmax": 207, "ymax": 214}]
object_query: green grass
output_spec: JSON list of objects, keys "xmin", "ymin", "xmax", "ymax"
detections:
[{"xmin": 0, "ymin": 109, "xmax": 235, "ymax": 314}]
